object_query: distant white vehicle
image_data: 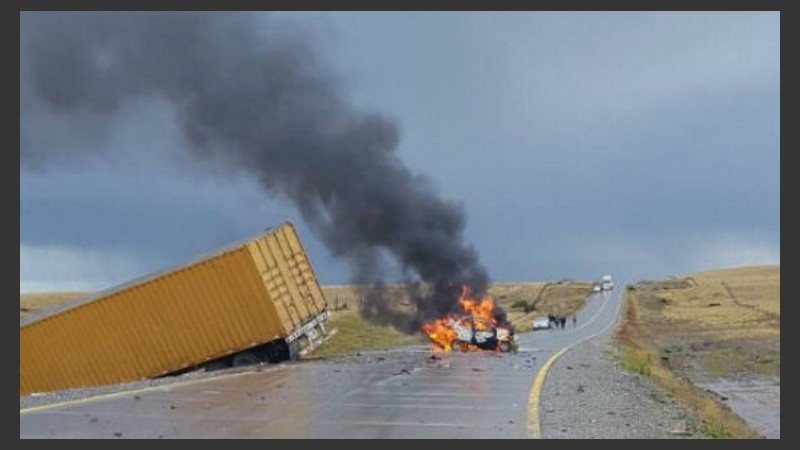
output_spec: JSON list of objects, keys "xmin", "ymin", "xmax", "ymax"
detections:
[
  {"xmin": 601, "ymin": 275, "xmax": 614, "ymax": 291},
  {"xmin": 532, "ymin": 317, "xmax": 551, "ymax": 330},
  {"xmin": 592, "ymin": 284, "xmax": 602, "ymax": 293}
]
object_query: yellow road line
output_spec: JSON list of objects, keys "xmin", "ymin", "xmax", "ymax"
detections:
[
  {"xmin": 526, "ymin": 347, "xmax": 569, "ymax": 438},
  {"xmin": 526, "ymin": 290, "xmax": 624, "ymax": 438},
  {"xmin": 20, "ymin": 370, "xmax": 258, "ymax": 415}
]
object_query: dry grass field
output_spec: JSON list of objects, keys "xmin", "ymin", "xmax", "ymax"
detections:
[
  {"xmin": 304, "ymin": 310, "xmax": 424, "ymax": 359},
  {"xmin": 628, "ymin": 265, "xmax": 780, "ymax": 377},
  {"xmin": 491, "ymin": 281, "xmax": 594, "ymax": 332},
  {"xmin": 637, "ymin": 266, "xmax": 779, "ymax": 341},
  {"xmin": 616, "ymin": 265, "xmax": 779, "ymax": 438}
]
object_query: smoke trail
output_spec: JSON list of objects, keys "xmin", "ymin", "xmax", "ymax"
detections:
[{"xmin": 20, "ymin": 12, "xmax": 495, "ymax": 331}]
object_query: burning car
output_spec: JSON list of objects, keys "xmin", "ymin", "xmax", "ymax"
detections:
[
  {"xmin": 422, "ymin": 286, "xmax": 517, "ymax": 353},
  {"xmin": 451, "ymin": 316, "xmax": 517, "ymax": 352}
]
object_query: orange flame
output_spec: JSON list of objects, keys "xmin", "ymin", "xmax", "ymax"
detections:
[
  {"xmin": 421, "ymin": 317, "xmax": 457, "ymax": 351},
  {"xmin": 459, "ymin": 285, "xmax": 496, "ymax": 331},
  {"xmin": 421, "ymin": 285, "xmax": 498, "ymax": 351}
]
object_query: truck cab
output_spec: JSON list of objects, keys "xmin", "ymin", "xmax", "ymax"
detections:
[{"xmin": 601, "ymin": 275, "xmax": 614, "ymax": 291}]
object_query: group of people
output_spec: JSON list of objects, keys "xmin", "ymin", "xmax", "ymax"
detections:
[{"xmin": 548, "ymin": 313, "xmax": 577, "ymax": 329}]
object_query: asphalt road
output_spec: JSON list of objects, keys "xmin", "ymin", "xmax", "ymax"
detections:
[{"xmin": 20, "ymin": 288, "xmax": 623, "ymax": 438}]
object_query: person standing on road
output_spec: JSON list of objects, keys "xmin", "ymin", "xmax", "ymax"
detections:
[
  {"xmin": 572, "ymin": 314, "xmax": 577, "ymax": 327},
  {"xmin": 559, "ymin": 316, "xmax": 566, "ymax": 329}
]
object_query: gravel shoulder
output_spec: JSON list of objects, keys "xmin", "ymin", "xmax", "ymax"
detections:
[{"xmin": 540, "ymin": 333, "xmax": 703, "ymax": 439}]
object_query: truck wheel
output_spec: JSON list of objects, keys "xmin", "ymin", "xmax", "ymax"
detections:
[
  {"xmin": 232, "ymin": 351, "xmax": 260, "ymax": 367},
  {"xmin": 498, "ymin": 341, "xmax": 512, "ymax": 353}
]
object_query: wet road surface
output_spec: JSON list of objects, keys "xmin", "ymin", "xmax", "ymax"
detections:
[{"xmin": 20, "ymin": 289, "xmax": 622, "ymax": 438}]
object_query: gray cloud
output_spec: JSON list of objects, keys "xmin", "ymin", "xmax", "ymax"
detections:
[{"xmin": 21, "ymin": 12, "xmax": 779, "ymax": 305}]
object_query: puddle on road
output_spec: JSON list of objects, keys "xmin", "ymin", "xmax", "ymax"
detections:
[{"xmin": 699, "ymin": 377, "xmax": 780, "ymax": 439}]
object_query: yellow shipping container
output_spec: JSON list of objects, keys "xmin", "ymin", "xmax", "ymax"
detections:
[{"xmin": 20, "ymin": 222, "xmax": 329, "ymax": 395}]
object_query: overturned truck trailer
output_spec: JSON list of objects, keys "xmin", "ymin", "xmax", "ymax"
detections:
[{"xmin": 20, "ymin": 222, "xmax": 330, "ymax": 395}]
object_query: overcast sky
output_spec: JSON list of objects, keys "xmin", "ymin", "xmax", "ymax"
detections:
[{"xmin": 20, "ymin": 12, "xmax": 779, "ymax": 292}]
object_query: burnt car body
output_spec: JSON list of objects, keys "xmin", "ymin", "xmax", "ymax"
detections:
[{"xmin": 449, "ymin": 316, "xmax": 517, "ymax": 353}]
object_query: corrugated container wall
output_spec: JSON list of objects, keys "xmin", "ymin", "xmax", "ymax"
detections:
[{"xmin": 20, "ymin": 222, "xmax": 327, "ymax": 395}]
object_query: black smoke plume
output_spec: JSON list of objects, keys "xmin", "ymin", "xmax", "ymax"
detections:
[{"xmin": 21, "ymin": 12, "xmax": 496, "ymax": 332}]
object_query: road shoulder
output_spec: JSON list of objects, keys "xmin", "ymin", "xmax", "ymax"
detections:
[{"xmin": 539, "ymin": 332, "xmax": 702, "ymax": 438}]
